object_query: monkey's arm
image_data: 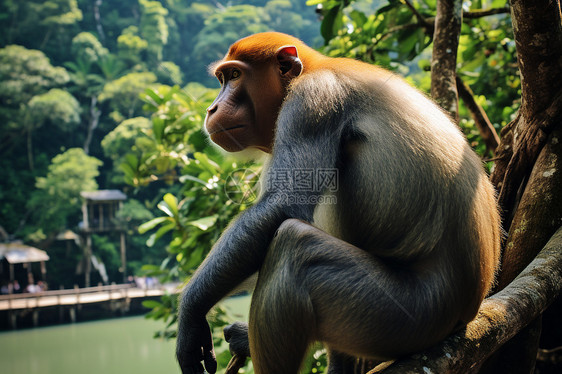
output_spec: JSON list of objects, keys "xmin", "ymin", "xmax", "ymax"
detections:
[{"xmin": 176, "ymin": 202, "xmax": 285, "ymax": 373}]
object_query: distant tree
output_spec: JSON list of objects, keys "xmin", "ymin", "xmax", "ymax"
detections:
[
  {"xmin": 67, "ymin": 32, "xmax": 127, "ymax": 154},
  {"xmin": 117, "ymin": 26, "xmax": 149, "ymax": 67},
  {"xmin": 26, "ymin": 88, "xmax": 81, "ymax": 169},
  {"xmin": 98, "ymin": 71, "xmax": 157, "ymax": 123},
  {"xmin": 28, "ymin": 89, "xmax": 81, "ymax": 132},
  {"xmin": 71, "ymin": 31, "xmax": 108, "ymax": 64},
  {"xmin": 0, "ymin": 0, "xmax": 82, "ymax": 61},
  {"xmin": 0, "ymin": 45, "xmax": 69, "ymax": 108},
  {"xmin": 0, "ymin": 45, "xmax": 72, "ymax": 170},
  {"xmin": 27, "ymin": 148, "xmax": 102, "ymax": 240},
  {"xmin": 101, "ymin": 116, "xmax": 152, "ymax": 183},
  {"xmin": 139, "ymin": 0, "xmax": 169, "ymax": 63}
]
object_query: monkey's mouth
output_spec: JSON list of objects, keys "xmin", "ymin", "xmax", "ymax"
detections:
[
  {"xmin": 208, "ymin": 125, "xmax": 248, "ymax": 152},
  {"xmin": 208, "ymin": 124, "xmax": 245, "ymax": 135}
]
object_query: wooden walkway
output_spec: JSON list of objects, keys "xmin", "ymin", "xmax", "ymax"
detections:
[
  {"xmin": 0, "ymin": 283, "xmax": 179, "ymax": 311},
  {"xmin": 0, "ymin": 283, "xmax": 181, "ymax": 329}
]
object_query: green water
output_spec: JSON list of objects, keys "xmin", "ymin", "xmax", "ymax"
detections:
[
  {"xmin": 0, "ymin": 295, "xmax": 251, "ymax": 374},
  {"xmin": 0, "ymin": 316, "xmax": 180, "ymax": 374}
]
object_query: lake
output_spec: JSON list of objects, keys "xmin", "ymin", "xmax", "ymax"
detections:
[{"xmin": 0, "ymin": 295, "xmax": 250, "ymax": 374}]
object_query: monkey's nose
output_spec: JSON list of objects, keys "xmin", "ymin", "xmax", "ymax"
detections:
[{"xmin": 207, "ymin": 103, "xmax": 218, "ymax": 114}]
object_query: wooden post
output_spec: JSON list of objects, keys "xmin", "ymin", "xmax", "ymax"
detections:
[
  {"xmin": 120, "ymin": 231, "xmax": 126, "ymax": 284},
  {"xmin": 26, "ymin": 262, "xmax": 34, "ymax": 287},
  {"xmin": 40, "ymin": 261, "xmax": 46, "ymax": 282},
  {"xmin": 74, "ymin": 284, "xmax": 80, "ymax": 305},
  {"xmin": 99, "ymin": 203, "xmax": 103, "ymax": 230},
  {"xmin": 82, "ymin": 200, "xmax": 88, "ymax": 229},
  {"xmin": 58, "ymin": 285, "xmax": 63, "ymax": 323},
  {"xmin": 84, "ymin": 235, "xmax": 92, "ymax": 288}
]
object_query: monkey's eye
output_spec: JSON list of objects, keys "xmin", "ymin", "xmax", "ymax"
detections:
[{"xmin": 231, "ymin": 69, "xmax": 241, "ymax": 80}]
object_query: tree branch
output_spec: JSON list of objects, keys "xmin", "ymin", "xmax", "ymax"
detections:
[
  {"xmin": 430, "ymin": 0, "xmax": 463, "ymax": 121},
  {"xmin": 456, "ymin": 75, "xmax": 500, "ymax": 154},
  {"xmin": 366, "ymin": 23, "xmax": 426, "ymax": 54},
  {"xmin": 369, "ymin": 226, "xmax": 562, "ymax": 374},
  {"xmin": 401, "ymin": 0, "xmax": 433, "ymax": 30},
  {"xmin": 463, "ymin": 7, "xmax": 511, "ymax": 19}
]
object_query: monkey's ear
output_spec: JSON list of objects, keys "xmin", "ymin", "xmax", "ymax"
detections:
[{"xmin": 275, "ymin": 46, "xmax": 303, "ymax": 78}]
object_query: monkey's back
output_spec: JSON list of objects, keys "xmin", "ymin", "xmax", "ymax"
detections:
[{"xmin": 303, "ymin": 66, "xmax": 501, "ymax": 321}]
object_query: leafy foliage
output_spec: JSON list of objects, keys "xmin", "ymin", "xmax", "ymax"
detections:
[
  {"xmin": 28, "ymin": 88, "xmax": 81, "ymax": 132},
  {"xmin": 71, "ymin": 32, "xmax": 108, "ymax": 64},
  {"xmin": 0, "ymin": 0, "xmax": 321, "ymax": 293},
  {"xmin": 0, "ymin": 45, "xmax": 69, "ymax": 108},
  {"xmin": 98, "ymin": 71, "xmax": 157, "ymax": 122},
  {"xmin": 27, "ymin": 148, "xmax": 102, "ymax": 238},
  {"xmin": 139, "ymin": 0, "xmax": 169, "ymax": 63}
]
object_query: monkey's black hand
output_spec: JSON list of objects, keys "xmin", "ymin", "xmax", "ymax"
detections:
[
  {"xmin": 224, "ymin": 322, "xmax": 251, "ymax": 358},
  {"xmin": 177, "ymin": 318, "xmax": 217, "ymax": 374}
]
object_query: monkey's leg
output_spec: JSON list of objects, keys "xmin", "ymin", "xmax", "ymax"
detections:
[
  {"xmin": 248, "ymin": 218, "xmax": 364, "ymax": 374},
  {"xmin": 248, "ymin": 219, "xmax": 359, "ymax": 374},
  {"xmin": 247, "ymin": 220, "xmax": 318, "ymax": 374},
  {"xmin": 248, "ymin": 218, "xmax": 443, "ymax": 374}
]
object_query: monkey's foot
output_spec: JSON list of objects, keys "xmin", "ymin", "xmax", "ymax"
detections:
[{"xmin": 224, "ymin": 321, "xmax": 251, "ymax": 357}]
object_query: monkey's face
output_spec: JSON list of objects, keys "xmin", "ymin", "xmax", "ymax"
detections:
[{"xmin": 205, "ymin": 60, "xmax": 285, "ymax": 154}]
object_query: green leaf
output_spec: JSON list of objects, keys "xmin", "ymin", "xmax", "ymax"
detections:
[
  {"xmin": 141, "ymin": 264, "xmax": 162, "ymax": 272},
  {"xmin": 349, "ymin": 10, "xmax": 367, "ymax": 27},
  {"xmin": 185, "ymin": 247, "xmax": 204, "ymax": 269},
  {"xmin": 491, "ymin": 0, "xmax": 507, "ymax": 8},
  {"xmin": 179, "ymin": 174, "xmax": 209, "ymax": 186},
  {"xmin": 124, "ymin": 153, "xmax": 139, "ymax": 170},
  {"xmin": 162, "ymin": 193, "xmax": 179, "ymax": 216},
  {"xmin": 154, "ymin": 222, "xmax": 176, "ymax": 240},
  {"xmin": 321, "ymin": 6, "xmax": 342, "ymax": 44},
  {"xmin": 142, "ymin": 300, "xmax": 163, "ymax": 309},
  {"xmin": 152, "ymin": 116, "xmax": 165, "ymax": 143},
  {"xmin": 377, "ymin": 1, "xmax": 401, "ymax": 15},
  {"xmin": 143, "ymin": 88, "xmax": 162, "ymax": 106},
  {"xmin": 138, "ymin": 216, "xmax": 170, "ymax": 234},
  {"xmin": 120, "ymin": 161, "xmax": 136, "ymax": 180},
  {"xmin": 193, "ymin": 152, "xmax": 219, "ymax": 175},
  {"xmin": 187, "ymin": 215, "xmax": 218, "ymax": 231}
]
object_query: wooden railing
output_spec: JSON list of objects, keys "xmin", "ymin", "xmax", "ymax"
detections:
[{"xmin": 0, "ymin": 283, "xmax": 178, "ymax": 311}]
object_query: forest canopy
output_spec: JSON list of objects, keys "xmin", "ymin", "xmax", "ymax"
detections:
[{"xmin": 0, "ymin": 0, "xmax": 322, "ymax": 288}]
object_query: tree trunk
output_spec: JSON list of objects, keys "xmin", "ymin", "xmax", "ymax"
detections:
[
  {"xmin": 480, "ymin": 0, "xmax": 562, "ymax": 372},
  {"xmin": 490, "ymin": 0, "xmax": 562, "ymax": 229},
  {"xmin": 83, "ymin": 95, "xmax": 101, "ymax": 155},
  {"xmin": 430, "ymin": 0, "xmax": 462, "ymax": 122},
  {"xmin": 456, "ymin": 75, "xmax": 500, "ymax": 154},
  {"xmin": 94, "ymin": 0, "xmax": 106, "ymax": 45}
]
